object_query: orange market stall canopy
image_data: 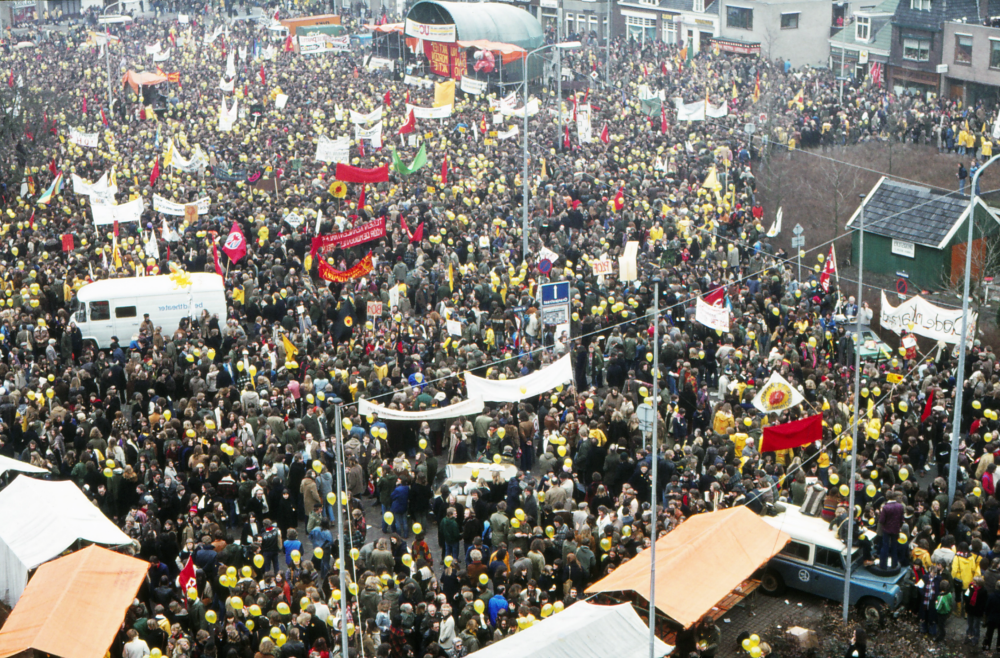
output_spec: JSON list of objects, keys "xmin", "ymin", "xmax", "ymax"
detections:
[
  {"xmin": 0, "ymin": 545, "xmax": 149, "ymax": 658},
  {"xmin": 122, "ymin": 70, "xmax": 168, "ymax": 94},
  {"xmin": 585, "ymin": 507, "xmax": 790, "ymax": 630}
]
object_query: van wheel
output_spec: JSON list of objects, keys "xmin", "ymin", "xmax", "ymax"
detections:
[
  {"xmin": 858, "ymin": 599, "xmax": 887, "ymax": 627},
  {"xmin": 760, "ymin": 570, "xmax": 785, "ymax": 595}
]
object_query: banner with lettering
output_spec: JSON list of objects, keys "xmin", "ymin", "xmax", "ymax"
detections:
[
  {"xmin": 427, "ymin": 41, "xmax": 451, "ymax": 77},
  {"xmin": 311, "ymin": 218, "xmax": 386, "ymax": 254},
  {"xmin": 152, "ymin": 194, "xmax": 210, "ymax": 216},
  {"xmin": 69, "ymin": 129, "xmax": 98, "ymax": 148},
  {"xmin": 879, "ymin": 291, "xmax": 973, "ymax": 345},
  {"xmin": 316, "ymin": 135, "xmax": 350, "ymax": 163},
  {"xmin": 460, "ymin": 76, "xmax": 487, "ymax": 95},
  {"xmin": 318, "ymin": 251, "xmax": 374, "ymax": 282}
]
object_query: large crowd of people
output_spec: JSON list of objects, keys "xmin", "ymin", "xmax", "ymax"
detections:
[{"xmin": 3, "ymin": 2, "xmax": 1000, "ymax": 658}]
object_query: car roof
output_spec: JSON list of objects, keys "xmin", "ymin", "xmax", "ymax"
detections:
[
  {"xmin": 762, "ymin": 504, "xmax": 846, "ymax": 552},
  {"xmin": 77, "ymin": 273, "xmax": 224, "ymax": 302}
]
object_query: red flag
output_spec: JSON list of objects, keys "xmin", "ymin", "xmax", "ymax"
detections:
[
  {"xmin": 113, "ymin": 219, "xmax": 119, "ymax": 238},
  {"xmin": 398, "ymin": 109, "xmax": 416, "ymax": 135},
  {"xmin": 921, "ymin": 389, "xmax": 935, "ymax": 423},
  {"xmin": 149, "ymin": 157, "xmax": 160, "ymax": 187},
  {"xmin": 661, "ymin": 106, "xmax": 667, "ymax": 134},
  {"xmin": 170, "ymin": 32, "xmax": 176, "ymax": 48},
  {"xmin": 48, "ymin": 158, "xmax": 57, "ymax": 177},
  {"xmin": 82, "ymin": 96, "xmax": 88, "ymax": 115},
  {"xmin": 572, "ymin": 95, "xmax": 578, "ymax": 122},
  {"xmin": 584, "ymin": 88, "xmax": 589, "ymax": 104},
  {"xmin": 284, "ymin": 35, "xmax": 293, "ymax": 52},
  {"xmin": 480, "ymin": 113, "xmax": 487, "ymax": 134},
  {"xmin": 563, "ymin": 125, "xmax": 571, "ymax": 150},
  {"xmin": 259, "ymin": 63, "xmax": 266, "ymax": 85},
  {"xmin": 383, "ymin": 90, "xmax": 391, "ymax": 106},
  {"xmin": 612, "ymin": 186, "xmax": 625, "ymax": 212},
  {"xmin": 273, "ymin": 8, "xmax": 280, "ymax": 20},
  {"xmin": 28, "ymin": 210, "xmax": 34, "ymax": 231},
  {"xmin": 643, "ymin": 63, "xmax": 648, "ymax": 76},
  {"xmin": 101, "ymin": 108, "xmax": 108, "ymax": 126},
  {"xmin": 405, "ymin": 90, "xmax": 410, "ymax": 104},
  {"xmin": 703, "ymin": 287, "xmax": 725, "ymax": 307},
  {"xmin": 600, "ymin": 124, "xmax": 609, "ymax": 144},
  {"xmin": 819, "ymin": 246, "xmax": 837, "ymax": 292},
  {"xmin": 760, "ymin": 414, "xmax": 823, "ymax": 453},
  {"xmin": 358, "ymin": 184, "xmax": 366, "ymax": 212},
  {"xmin": 548, "ymin": 196, "xmax": 554, "ymax": 216},
  {"xmin": 213, "ymin": 243, "xmax": 223, "ymax": 276},
  {"xmin": 359, "ymin": 138, "xmax": 365, "ymax": 157},
  {"xmin": 661, "ymin": 61, "xmax": 668, "ymax": 75},
  {"xmin": 61, "ymin": 233, "xmax": 74, "ymax": 252},
  {"xmin": 410, "ymin": 223, "xmax": 424, "ymax": 243},
  {"xmin": 441, "ymin": 156, "xmax": 448, "ymax": 185},
  {"xmin": 178, "ymin": 556, "xmax": 197, "ymax": 597},
  {"xmin": 222, "ymin": 221, "xmax": 247, "ymax": 263}
]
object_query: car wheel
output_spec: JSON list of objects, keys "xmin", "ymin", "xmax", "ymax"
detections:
[
  {"xmin": 858, "ymin": 598, "xmax": 887, "ymax": 627},
  {"xmin": 760, "ymin": 570, "xmax": 785, "ymax": 595}
]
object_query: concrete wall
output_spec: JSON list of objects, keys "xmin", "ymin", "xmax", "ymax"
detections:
[{"xmin": 718, "ymin": 0, "xmax": 831, "ymax": 68}]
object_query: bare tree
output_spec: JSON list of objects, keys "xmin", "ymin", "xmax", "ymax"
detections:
[{"xmin": 0, "ymin": 80, "xmax": 59, "ymax": 201}]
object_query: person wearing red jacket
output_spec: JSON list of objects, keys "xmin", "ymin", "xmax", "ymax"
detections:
[{"xmin": 983, "ymin": 463, "xmax": 997, "ymax": 497}]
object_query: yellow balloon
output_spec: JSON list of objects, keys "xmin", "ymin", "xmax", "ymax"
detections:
[
  {"xmin": 412, "ymin": 523, "xmax": 423, "ymax": 535},
  {"xmin": 474, "ymin": 600, "xmax": 485, "ymax": 614},
  {"xmin": 384, "ymin": 512, "xmax": 394, "ymax": 526},
  {"xmin": 205, "ymin": 610, "xmax": 217, "ymax": 624},
  {"xmin": 254, "ymin": 554, "xmax": 264, "ymax": 568}
]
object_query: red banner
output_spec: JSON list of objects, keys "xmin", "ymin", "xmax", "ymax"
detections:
[
  {"xmin": 760, "ymin": 414, "xmax": 822, "ymax": 453},
  {"xmin": 61, "ymin": 234, "xmax": 74, "ymax": 252},
  {"xmin": 311, "ymin": 217, "xmax": 386, "ymax": 255},
  {"xmin": 451, "ymin": 45, "xmax": 467, "ymax": 80},
  {"xmin": 318, "ymin": 251, "xmax": 374, "ymax": 283},
  {"xmin": 427, "ymin": 41, "xmax": 450, "ymax": 77}
]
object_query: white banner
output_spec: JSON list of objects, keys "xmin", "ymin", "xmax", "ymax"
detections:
[
  {"xmin": 367, "ymin": 57, "xmax": 395, "ymax": 72},
  {"xmin": 153, "ymin": 48, "xmax": 171, "ymax": 62},
  {"xmin": 497, "ymin": 125, "xmax": 519, "ymax": 141},
  {"xmin": 152, "ymin": 195, "xmax": 210, "ymax": 216},
  {"xmin": 707, "ymin": 102, "xmax": 729, "ymax": 119},
  {"xmin": 225, "ymin": 50, "xmax": 235, "ymax": 78},
  {"xmin": 69, "ymin": 129, "xmax": 98, "ymax": 148},
  {"xmin": 298, "ymin": 33, "xmax": 351, "ymax": 54},
  {"xmin": 218, "ymin": 96, "xmax": 237, "ymax": 131},
  {"xmin": 676, "ymin": 99, "xmax": 705, "ymax": 122},
  {"xmin": 275, "ymin": 94, "xmax": 288, "ymax": 109},
  {"xmin": 489, "ymin": 93, "xmax": 517, "ymax": 112},
  {"xmin": 695, "ymin": 297, "xmax": 730, "ymax": 332},
  {"xmin": 354, "ymin": 121, "xmax": 383, "ymax": 148},
  {"xmin": 465, "ymin": 353, "xmax": 573, "ymax": 403},
  {"xmin": 591, "ymin": 259, "xmax": 614, "ymax": 276},
  {"xmin": 144, "ymin": 42, "xmax": 162, "ymax": 55},
  {"xmin": 91, "ymin": 197, "xmax": 144, "ymax": 226},
  {"xmin": 349, "ymin": 106, "xmax": 383, "ymax": 125},
  {"xmin": 204, "ymin": 26, "xmax": 223, "ymax": 45},
  {"xmin": 167, "ymin": 142, "xmax": 209, "ymax": 173},
  {"xmin": 72, "ymin": 172, "xmax": 117, "ymax": 205},
  {"xmin": 879, "ymin": 291, "xmax": 973, "ymax": 345},
  {"xmin": 219, "ymin": 77, "xmax": 234, "ymax": 92},
  {"xmin": 460, "ymin": 76, "xmax": 487, "ymax": 95},
  {"xmin": 403, "ymin": 74, "xmax": 434, "ymax": 89},
  {"xmin": 404, "ymin": 18, "xmax": 456, "ymax": 42},
  {"xmin": 315, "ymin": 135, "xmax": 350, "ymax": 163},
  {"xmin": 500, "ymin": 99, "xmax": 539, "ymax": 118},
  {"xmin": 359, "ymin": 396, "xmax": 484, "ymax": 421},
  {"xmin": 576, "ymin": 103, "xmax": 592, "ymax": 144},
  {"xmin": 405, "ymin": 103, "xmax": 453, "ymax": 119},
  {"xmin": 751, "ymin": 372, "xmax": 806, "ymax": 414}
]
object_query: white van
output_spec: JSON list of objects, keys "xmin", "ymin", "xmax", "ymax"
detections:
[{"xmin": 74, "ymin": 274, "xmax": 228, "ymax": 349}]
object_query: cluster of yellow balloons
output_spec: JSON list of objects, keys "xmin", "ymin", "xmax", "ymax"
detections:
[{"xmin": 741, "ymin": 634, "xmax": 763, "ymax": 657}]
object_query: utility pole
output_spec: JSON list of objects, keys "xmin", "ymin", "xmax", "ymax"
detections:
[
  {"xmin": 649, "ymin": 276, "xmax": 660, "ymax": 655},
  {"xmin": 605, "ymin": 0, "xmax": 612, "ymax": 86},
  {"xmin": 332, "ymin": 399, "xmax": 350, "ymax": 658},
  {"xmin": 842, "ymin": 194, "xmax": 865, "ymax": 622},
  {"xmin": 556, "ymin": 0, "xmax": 562, "ymax": 143}
]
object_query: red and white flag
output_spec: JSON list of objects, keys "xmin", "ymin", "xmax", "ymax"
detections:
[
  {"xmin": 600, "ymin": 124, "xmax": 609, "ymax": 144},
  {"xmin": 819, "ymin": 245, "xmax": 838, "ymax": 293},
  {"xmin": 222, "ymin": 221, "xmax": 247, "ymax": 263},
  {"xmin": 398, "ymin": 108, "xmax": 415, "ymax": 135},
  {"xmin": 213, "ymin": 243, "xmax": 223, "ymax": 276}
]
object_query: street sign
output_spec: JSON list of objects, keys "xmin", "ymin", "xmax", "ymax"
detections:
[
  {"xmin": 896, "ymin": 279, "xmax": 908, "ymax": 296},
  {"xmin": 744, "ymin": 123, "xmax": 756, "ymax": 135},
  {"xmin": 637, "ymin": 403, "xmax": 655, "ymax": 434},
  {"xmin": 792, "ymin": 223, "xmax": 804, "ymax": 236},
  {"xmin": 538, "ymin": 259, "xmax": 552, "ymax": 274},
  {"xmin": 540, "ymin": 281, "xmax": 570, "ymax": 327},
  {"xmin": 896, "ymin": 271, "xmax": 909, "ymax": 279},
  {"xmin": 791, "ymin": 237, "xmax": 805, "ymax": 248}
]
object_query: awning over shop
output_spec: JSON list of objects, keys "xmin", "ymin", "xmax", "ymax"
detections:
[
  {"xmin": 586, "ymin": 507, "xmax": 790, "ymax": 629},
  {"xmin": 711, "ymin": 37, "xmax": 760, "ymax": 56},
  {"xmin": 0, "ymin": 545, "xmax": 149, "ymax": 658}
]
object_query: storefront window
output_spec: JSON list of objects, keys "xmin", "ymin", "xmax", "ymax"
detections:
[
  {"xmin": 955, "ymin": 34, "xmax": 973, "ymax": 64},
  {"xmin": 726, "ymin": 7, "xmax": 753, "ymax": 30}
]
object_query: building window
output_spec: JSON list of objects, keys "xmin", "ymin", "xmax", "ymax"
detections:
[
  {"xmin": 639, "ymin": 0, "xmax": 657, "ymax": 6},
  {"xmin": 903, "ymin": 37, "xmax": 930, "ymax": 61},
  {"xmin": 991, "ymin": 40, "xmax": 1000, "ymax": 68},
  {"xmin": 693, "ymin": 0, "xmax": 704, "ymax": 12},
  {"xmin": 910, "ymin": 0, "xmax": 931, "ymax": 10},
  {"xmin": 955, "ymin": 34, "xmax": 973, "ymax": 64},
  {"xmin": 726, "ymin": 6, "xmax": 753, "ymax": 30},
  {"xmin": 856, "ymin": 16, "xmax": 870, "ymax": 41},
  {"xmin": 624, "ymin": 15, "xmax": 657, "ymax": 43},
  {"xmin": 589, "ymin": 15, "xmax": 597, "ymax": 33},
  {"xmin": 780, "ymin": 12, "xmax": 799, "ymax": 29},
  {"xmin": 566, "ymin": 14, "xmax": 574, "ymax": 34},
  {"xmin": 663, "ymin": 20, "xmax": 677, "ymax": 43}
]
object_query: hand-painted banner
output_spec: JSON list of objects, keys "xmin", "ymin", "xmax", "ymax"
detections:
[
  {"xmin": 92, "ymin": 197, "xmax": 144, "ymax": 226},
  {"xmin": 152, "ymin": 194, "xmax": 210, "ymax": 216},
  {"xmin": 318, "ymin": 251, "xmax": 374, "ymax": 282},
  {"xmin": 354, "ymin": 121, "xmax": 383, "ymax": 147},
  {"xmin": 879, "ymin": 291, "xmax": 973, "ymax": 345},
  {"xmin": 69, "ymin": 129, "xmax": 98, "ymax": 148},
  {"xmin": 311, "ymin": 218, "xmax": 386, "ymax": 254},
  {"xmin": 695, "ymin": 297, "xmax": 730, "ymax": 332},
  {"xmin": 465, "ymin": 353, "xmax": 572, "ymax": 402},
  {"xmin": 316, "ymin": 135, "xmax": 350, "ymax": 164},
  {"xmin": 460, "ymin": 76, "xmax": 487, "ymax": 95},
  {"xmin": 349, "ymin": 107, "xmax": 383, "ymax": 125},
  {"xmin": 405, "ymin": 103, "xmax": 453, "ymax": 119}
]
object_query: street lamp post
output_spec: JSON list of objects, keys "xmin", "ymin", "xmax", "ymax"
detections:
[
  {"xmin": 949, "ymin": 153, "xmax": 1000, "ymax": 504},
  {"xmin": 521, "ymin": 41, "xmax": 581, "ymax": 260}
]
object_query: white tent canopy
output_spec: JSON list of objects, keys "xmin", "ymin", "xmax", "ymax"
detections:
[
  {"xmin": 0, "ymin": 455, "xmax": 48, "ymax": 479},
  {"xmin": 358, "ymin": 396, "xmax": 484, "ymax": 421},
  {"xmin": 469, "ymin": 602, "xmax": 673, "ymax": 658},
  {"xmin": 0, "ymin": 475, "xmax": 133, "ymax": 606}
]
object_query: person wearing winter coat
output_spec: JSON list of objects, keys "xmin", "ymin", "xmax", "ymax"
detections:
[
  {"xmin": 299, "ymin": 471, "xmax": 322, "ymax": 516},
  {"xmin": 953, "ymin": 541, "xmax": 983, "ymax": 616},
  {"xmin": 968, "ymin": 576, "xmax": 988, "ymax": 646},
  {"xmin": 983, "ymin": 586, "xmax": 1000, "ymax": 652}
]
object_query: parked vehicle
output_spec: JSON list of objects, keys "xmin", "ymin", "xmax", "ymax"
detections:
[
  {"xmin": 760, "ymin": 504, "xmax": 909, "ymax": 622},
  {"xmin": 73, "ymin": 274, "xmax": 227, "ymax": 349}
]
